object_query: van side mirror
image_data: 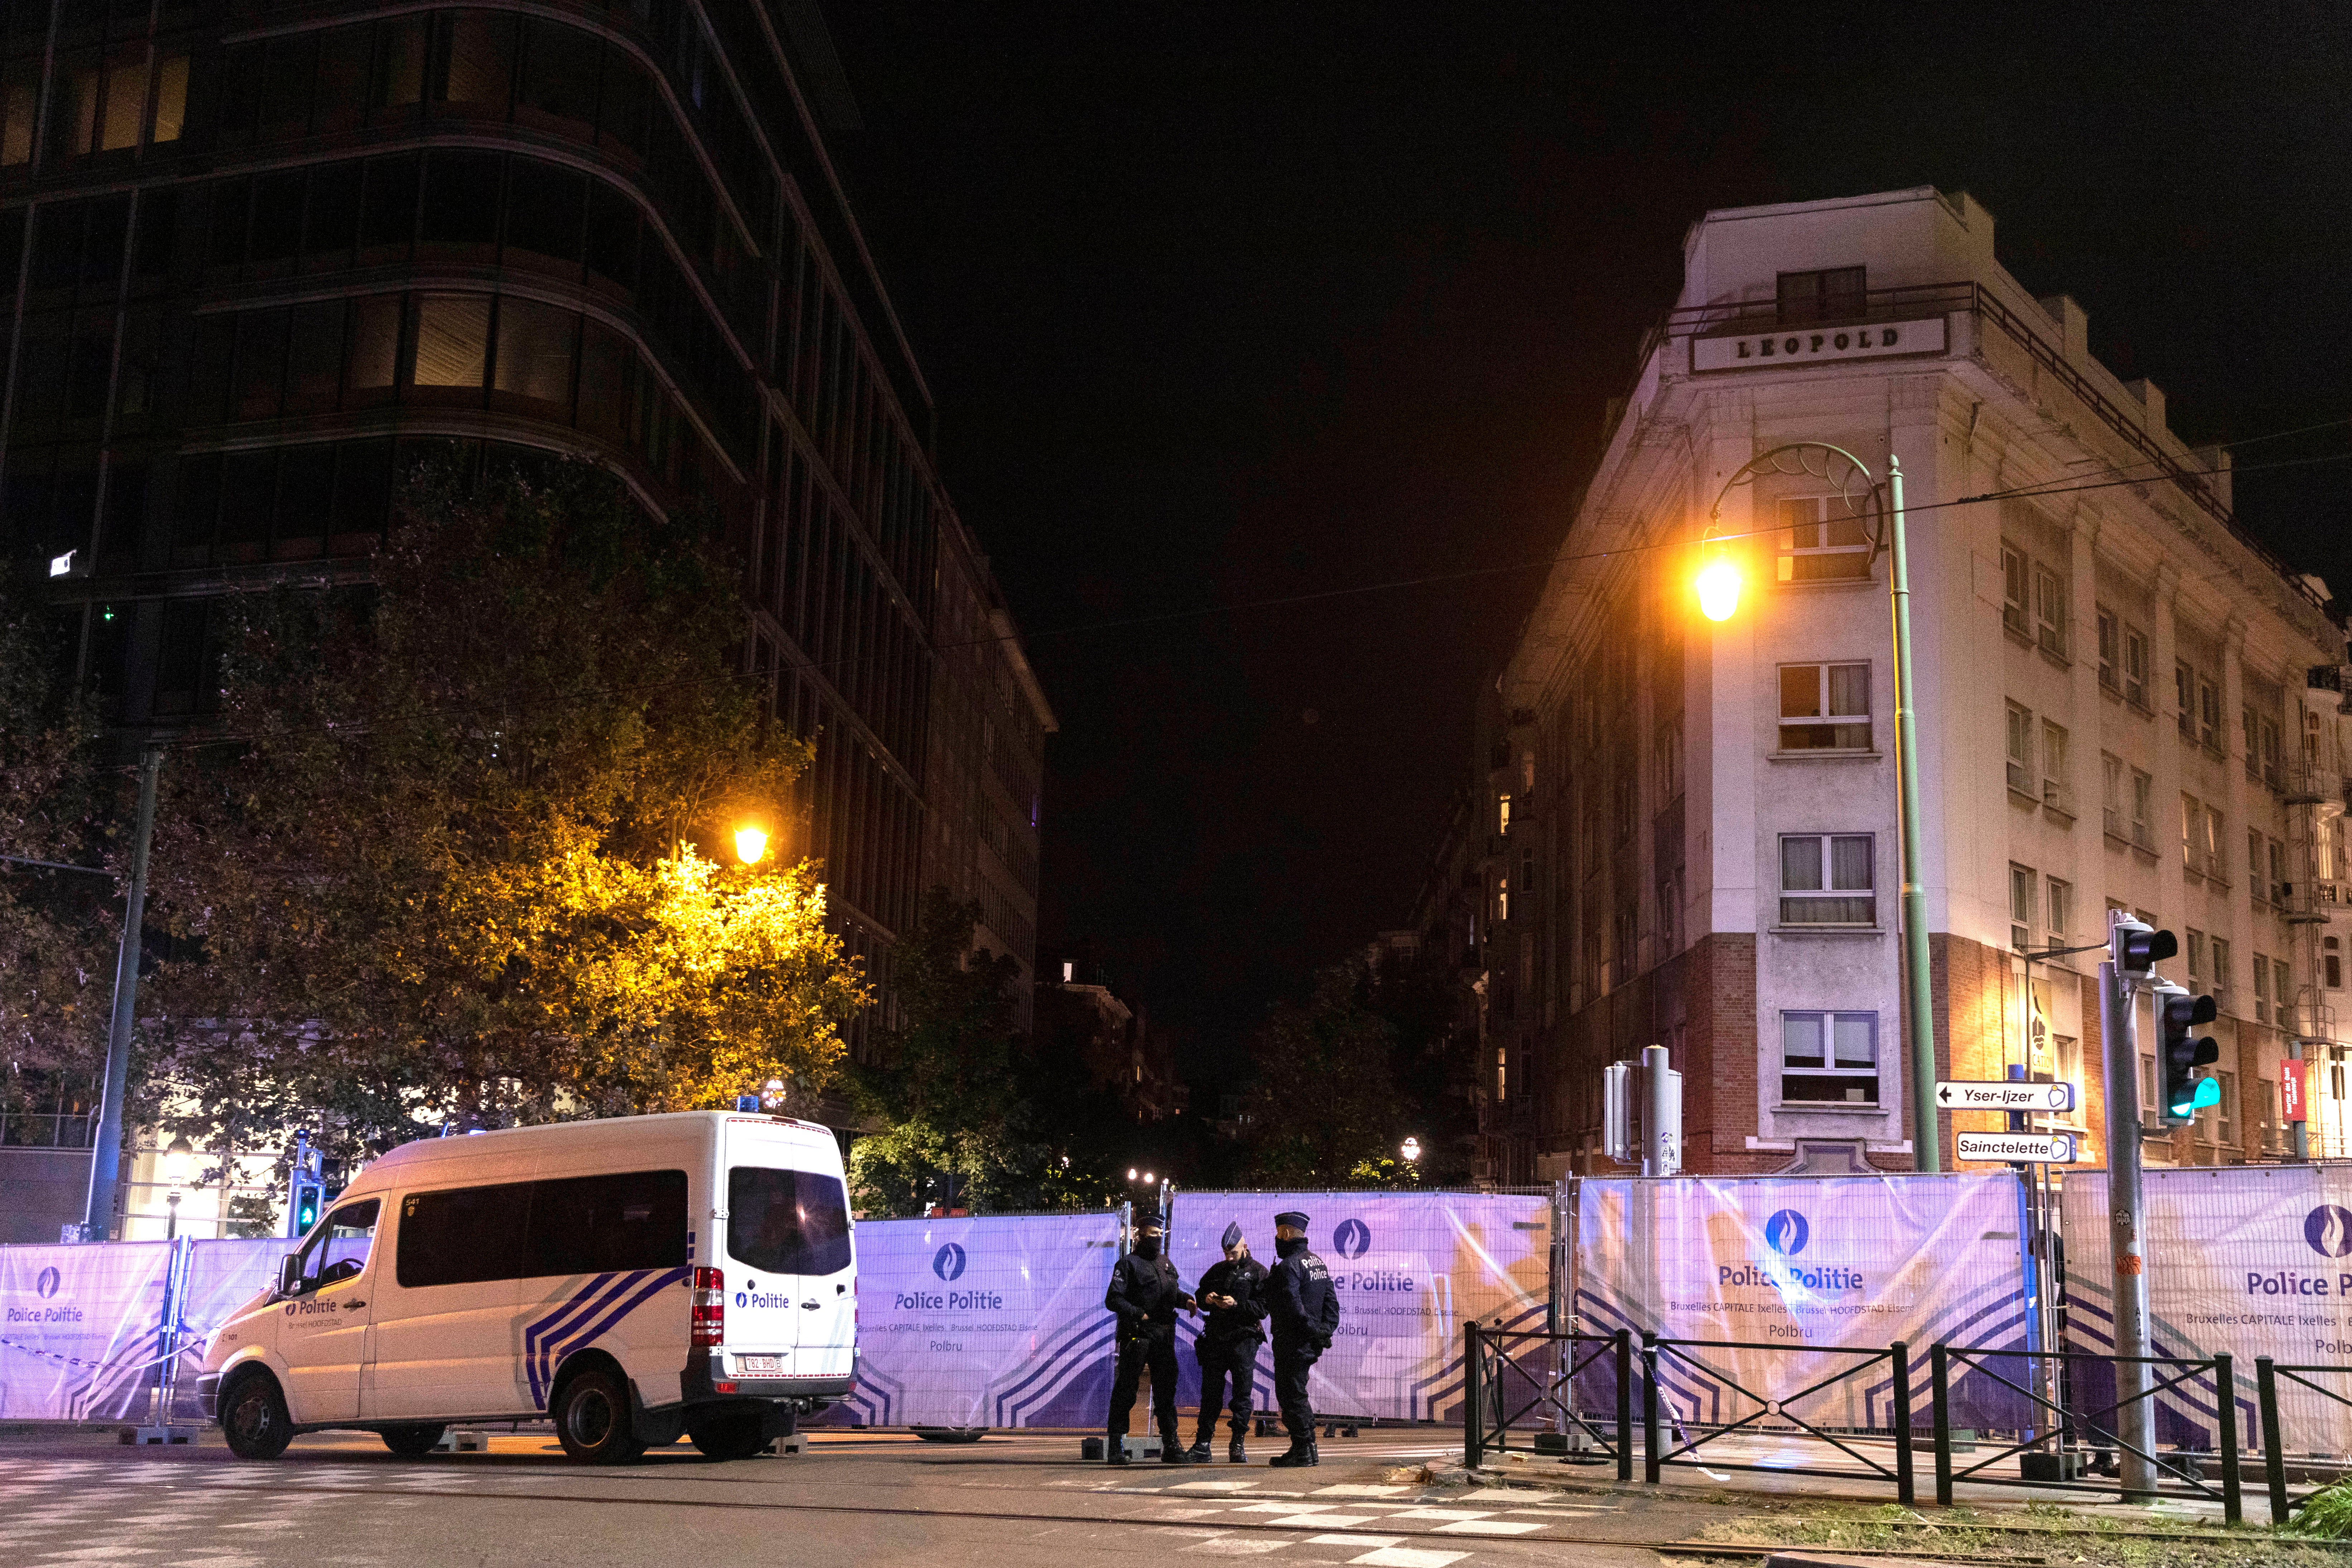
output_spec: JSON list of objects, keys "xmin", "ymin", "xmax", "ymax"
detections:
[{"xmin": 278, "ymin": 1254, "xmax": 303, "ymax": 1297}]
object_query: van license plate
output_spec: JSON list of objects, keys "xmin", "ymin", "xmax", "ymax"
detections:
[{"xmin": 735, "ymin": 1355, "xmax": 783, "ymax": 1373}]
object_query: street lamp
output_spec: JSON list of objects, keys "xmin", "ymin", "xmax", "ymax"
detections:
[
  {"xmin": 1700, "ymin": 443, "xmax": 1938, "ymax": 1171},
  {"xmin": 734, "ymin": 824, "xmax": 770, "ymax": 865},
  {"xmin": 1400, "ymin": 1136, "xmax": 1422, "ymax": 1164},
  {"xmin": 162, "ymin": 1135, "xmax": 193, "ymax": 1240}
]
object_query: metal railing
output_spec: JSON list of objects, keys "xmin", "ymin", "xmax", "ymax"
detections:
[
  {"xmin": 1462, "ymin": 1323, "xmax": 1630, "ymax": 1478},
  {"xmin": 2257, "ymin": 1357, "xmax": 2352, "ymax": 1525},
  {"xmin": 1643, "ymin": 1333, "xmax": 1917, "ymax": 1502},
  {"xmin": 1931, "ymin": 1344, "xmax": 2241, "ymax": 1521}
]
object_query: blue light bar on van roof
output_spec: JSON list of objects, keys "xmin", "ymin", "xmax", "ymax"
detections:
[{"xmin": 734, "ymin": 1095, "xmax": 762, "ymax": 1112}]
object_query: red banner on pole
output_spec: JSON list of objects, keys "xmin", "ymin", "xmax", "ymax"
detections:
[{"xmin": 2284, "ymin": 1056, "xmax": 2309, "ymax": 1123}]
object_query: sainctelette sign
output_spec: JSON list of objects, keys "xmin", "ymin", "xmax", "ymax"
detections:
[{"xmin": 1693, "ymin": 316, "xmax": 1947, "ymax": 372}]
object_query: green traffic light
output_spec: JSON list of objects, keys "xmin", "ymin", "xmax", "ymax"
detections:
[{"xmin": 2170, "ymin": 1077, "xmax": 2221, "ymax": 1117}]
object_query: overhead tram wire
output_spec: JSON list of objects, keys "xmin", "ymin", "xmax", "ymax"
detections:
[{"xmin": 124, "ymin": 432, "xmax": 2352, "ymax": 763}]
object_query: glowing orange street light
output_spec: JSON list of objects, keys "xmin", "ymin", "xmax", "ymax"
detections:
[
  {"xmin": 734, "ymin": 826, "xmax": 770, "ymax": 865},
  {"xmin": 1696, "ymin": 555, "xmax": 1742, "ymax": 621}
]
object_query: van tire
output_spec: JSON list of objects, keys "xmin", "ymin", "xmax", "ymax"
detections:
[
  {"xmin": 688, "ymin": 1410, "xmax": 768, "ymax": 1461},
  {"xmin": 553, "ymin": 1367, "xmax": 645, "ymax": 1464},
  {"xmin": 380, "ymin": 1424, "xmax": 445, "ymax": 1458},
  {"xmin": 221, "ymin": 1371, "xmax": 293, "ymax": 1461}
]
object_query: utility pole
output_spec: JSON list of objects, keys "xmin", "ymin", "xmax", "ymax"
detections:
[
  {"xmin": 1885, "ymin": 455, "xmax": 1938, "ymax": 1173},
  {"xmin": 2100, "ymin": 928, "xmax": 2162, "ymax": 1501},
  {"xmin": 82, "ymin": 745, "xmax": 162, "ymax": 1242}
]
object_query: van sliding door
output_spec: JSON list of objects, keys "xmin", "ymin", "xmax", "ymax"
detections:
[{"xmin": 726, "ymin": 1166, "xmax": 854, "ymax": 1377}]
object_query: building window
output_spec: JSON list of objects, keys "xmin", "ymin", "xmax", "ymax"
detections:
[
  {"xmin": 2054, "ymin": 1034, "xmax": 2084, "ymax": 1121},
  {"xmin": 2122, "ymin": 624, "xmax": 2150, "ymax": 708},
  {"xmin": 2182, "ymin": 792, "xmax": 2202, "ymax": 874},
  {"xmin": 2270, "ymin": 837, "xmax": 2289, "ymax": 906},
  {"xmin": 1778, "ymin": 662, "xmax": 1870, "ymax": 750},
  {"xmin": 2177, "ymin": 661, "xmax": 2195, "ymax": 740},
  {"xmin": 2208, "ymin": 805, "xmax": 2226, "ymax": 883},
  {"xmin": 2327, "ymin": 935, "xmax": 2343, "ymax": 990},
  {"xmin": 1775, "ymin": 498, "xmax": 1871, "ymax": 582},
  {"xmin": 2040, "ymin": 720, "xmax": 2070, "ymax": 812},
  {"xmin": 1497, "ymin": 793, "xmax": 1511, "ymax": 836},
  {"xmin": 2101, "ymin": 752, "xmax": 2125, "ymax": 838},
  {"xmin": 2009, "ymin": 864, "xmax": 2035, "ymax": 951},
  {"xmin": 2255, "ymin": 952, "xmax": 2272, "ymax": 1024},
  {"xmin": 412, "ymin": 293, "xmax": 489, "ymax": 386},
  {"xmin": 2245, "ymin": 706, "xmax": 2262, "ymax": 781},
  {"xmin": 2006, "ymin": 703, "xmax": 2034, "ymax": 797},
  {"xmin": 2097, "ymin": 606, "xmax": 2120, "ymax": 691},
  {"xmin": 57, "ymin": 50, "xmax": 190, "ymax": 159},
  {"xmin": 1655, "ymin": 718, "xmax": 1684, "ymax": 802},
  {"xmin": 2261, "ymin": 714, "xmax": 2283, "ymax": 788},
  {"xmin": 1776, "ymin": 265, "xmax": 1866, "ymax": 324},
  {"xmin": 2047, "ymin": 877, "xmax": 2072, "ymax": 947},
  {"xmin": 2200, "ymin": 677, "xmax": 2222, "ymax": 751},
  {"xmin": 2250, "ymin": 828, "xmax": 2269, "ymax": 903},
  {"xmin": 2187, "ymin": 928, "xmax": 2207, "ymax": 987},
  {"xmin": 1782, "ymin": 1010, "xmax": 1878, "ymax": 1102},
  {"xmin": 2212, "ymin": 937, "xmax": 2232, "ymax": 1003},
  {"xmin": 2276, "ymin": 956, "xmax": 2295, "ymax": 1028},
  {"xmin": 2002, "ymin": 545, "xmax": 2030, "ymax": 638},
  {"xmin": 1780, "ymin": 834, "xmax": 1875, "ymax": 925},
  {"xmin": 1495, "ymin": 875, "xmax": 1509, "ymax": 923},
  {"xmin": 2213, "ymin": 1070, "xmax": 2237, "ymax": 1147},
  {"xmin": 2033, "ymin": 565, "xmax": 2068, "ymax": 658},
  {"xmin": 2130, "ymin": 768, "xmax": 2155, "ymax": 850}
]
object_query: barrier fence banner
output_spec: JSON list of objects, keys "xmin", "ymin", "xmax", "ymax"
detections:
[
  {"xmin": 1168, "ymin": 1189, "xmax": 1551, "ymax": 1423},
  {"xmin": 1576, "ymin": 1173, "xmax": 2033, "ymax": 1433},
  {"xmin": 165, "ymin": 1240, "xmax": 296, "ymax": 1420},
  {"xmin": 2059, "ymin": 1165, "xmax": 2351, "ymax": 1454},
  {"xmin": 835, "ymin": 1210, "xmax": 1124, "ymax": 1429},
  {"xmin": 0, "ymin": 1241, "xmax": 175, "ymax": 1421}
]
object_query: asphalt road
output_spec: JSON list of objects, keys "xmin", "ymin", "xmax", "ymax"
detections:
[{"xmin": 0, "ymin": 1426, "xmax": 1709, "ymax": 1567}]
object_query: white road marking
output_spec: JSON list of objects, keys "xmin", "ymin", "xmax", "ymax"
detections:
[
  {"xmin": 1234, "ymin": 1501, "xmax": 1339, "ymax": 1514},
  {"xmin": 1307, "ymin": 1534, "xmax": 1402, "ymax": 1547},
  {"xmin": 1383, "ymin": 1508, "xmax": 1491, "ymax": 1520},
  {"xmin": 1311, "ymin": 1485, "xmax": 1411, "ymax": 1497},
  {"xmin": 1183, "ymin": 1539, "xmax": 1290, "ymax": 1555},
  {"xmin": 1433, "ymin": 1520, "xmax": 1547, "ymax": 1536},
  {"xmin": 1348, "ymin": 1550, "xmax": 1468, "ymax": 1568},
  {"xmin": 1268, "ymin": 1514, "xmax": 1378, "ymax": 1528}
]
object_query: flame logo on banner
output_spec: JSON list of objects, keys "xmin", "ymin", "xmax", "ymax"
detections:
[
  {"xmin": 932, "ymin": 1242, "xmax": 968, "ymax": 1281},
  {"xmin": 2307, "ymin": 1206, "xmax": 2352, "ymax": 1258},
  {"xmin": 1332, "ymin": 1219, "xmax": 1372, "ymax": 1259},
  {"xmin": 1764, "ymin": 1210, "xmax": 1811, "ymax": 1256},
  {"xmin": 35, "ymin": 1266, "xmax": 60, "ymax": 1299}
]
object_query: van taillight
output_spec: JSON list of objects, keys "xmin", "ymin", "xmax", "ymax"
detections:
[{"xmin": 691, "ymin": 1266, "xmax": 724, "ymax": 1348}]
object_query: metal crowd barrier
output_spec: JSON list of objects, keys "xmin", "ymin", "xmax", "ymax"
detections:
[
  {"xmin": 1461, "ymin": 1323, "xmax": 1630, "ymax": 1478},
  {"xmin": 1643, "ymin": 1333, "xmax": 1916, "ymax": 1502},
  {"xmin": 2257, "ymin": 1357, "xmax": 2352, "ymax": 1526}
]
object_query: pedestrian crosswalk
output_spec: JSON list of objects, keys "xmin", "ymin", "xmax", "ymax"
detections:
[{"xmin": 1097, "ymin": 1477, "xmax": 1621, "ymax": 1567}]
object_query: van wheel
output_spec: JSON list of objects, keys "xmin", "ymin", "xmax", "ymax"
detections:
[
  {"xmin": 553, "ymin": 1368, "xmax": 645, "ymax": 1464},
  {"xmin": 380, "ymin": 1424, "xmax": 445, "ymax": 1458},
  {"xmin": 688, "ymin": 1410, "xmax": 768, "ymax": 1461},
  {"xmin": 221, "ymin": 1372, "xmax": 293, "ymax": 1461}
]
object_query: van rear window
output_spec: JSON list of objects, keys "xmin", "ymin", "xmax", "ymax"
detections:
[
  {"xmin": 397, "ymin": 1169, "xmax": 688, "ymax": 1288},
  {"xmin": 727, "ymin": 1167, "xmax": 852, "ymax": 1276}
]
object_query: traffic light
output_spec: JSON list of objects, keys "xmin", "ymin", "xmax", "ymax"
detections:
[
  {"xmin": 2155, "ymin": 981, "xmax": 2221, "ymax": 1123},
  {"xmin": 2110, "ymin": 917, "xmax": 2177, "ymax": 976},
  {"xmin": 285, "ymin": 1132, "xmax": 325, "ymax": 1237}
]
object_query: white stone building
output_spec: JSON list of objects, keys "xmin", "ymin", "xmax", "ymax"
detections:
[{"xmin": 1477, "ymin": 186, "xmax": 2351, "ymax": 1178}]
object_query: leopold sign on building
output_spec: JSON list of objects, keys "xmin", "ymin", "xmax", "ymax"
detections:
[{"xmin": 1693, "ymin": 316, "xmax": 1947, "ymax": 372}]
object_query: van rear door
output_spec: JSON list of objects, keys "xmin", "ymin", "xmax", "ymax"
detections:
[{"xmin": 721, "ymin": 1134, "xmax": 853, "ymax": 1377}]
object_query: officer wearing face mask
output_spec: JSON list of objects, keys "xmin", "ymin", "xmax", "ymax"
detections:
[
  {"xmin": 1264, "ymin": 1210, "xmax": 1339, "ymax": 1467},
  {"xmin": 1102, "ymin": 1211, "xmax": 1196, "ymax": 1464},
  {"xmin": 1187, "ymin": 1221, "xmax": 1268, "ymax": 1464}
]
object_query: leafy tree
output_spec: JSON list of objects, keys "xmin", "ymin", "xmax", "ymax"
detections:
[
  {"xmin": 145, "ymin": 454, "xmax": 868, "ymax": 1169},
  {"xmin": 1236, "ymin": 961, "xmax": 1406, "ymax": 1184},
  {"xmin": 0, "ymin": 570, "xmax": 117, "ymax": 1093},
  {"xmin": 848, "ymin": 888, "xmax": 1124, "ymax": 1216}
]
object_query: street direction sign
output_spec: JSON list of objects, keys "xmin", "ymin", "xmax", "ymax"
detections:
[
  {"xmin": 1956, "ymin": 1130, "xmax": 2077, "ymax": 1164},
  {"xmin": 1937, "ymin": 1079, "xmax": 2075, "ymax": 1113}
]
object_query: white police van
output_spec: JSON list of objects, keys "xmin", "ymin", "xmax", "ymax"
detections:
[{"xmin": 195, "ymin": 1111, "xmax": 856, "ymax": 1463}]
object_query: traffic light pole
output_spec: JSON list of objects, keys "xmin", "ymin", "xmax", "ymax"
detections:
[
  {"xmin": 81, "ymin": 745, "xmax": 162, "ymax": 1242},
  {"xmin": 2097, "ymin": 958, "xmax": 2158, "ymax": 1500}
]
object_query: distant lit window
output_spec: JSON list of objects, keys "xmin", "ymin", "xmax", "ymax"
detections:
[
  {"xmin": 1780, "ymin": 834, "xmax": 1874, "ymax": 925},
  {"xmin": 1497, "ymin": 793, "xmax": 1511, "ymax": 836},
  {"xmin": 1782, "ymin": 1011, "xmax": 1877, "ymax": 1102}
]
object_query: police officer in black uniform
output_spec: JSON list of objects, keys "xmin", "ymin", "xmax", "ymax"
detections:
[
  {"xmin": 1264, "ymin": 1210, "xmax": 1339, "ymax": 1467},
  {"xmin": 1102, "ymin": 1209, "xmax": 1196, "ymax": 1464},
  {"xmin": 1188, "ymin": 1221, "xmax": 1268, "ymax": 1463}
]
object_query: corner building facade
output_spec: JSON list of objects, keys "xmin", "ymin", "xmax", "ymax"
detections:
[
  {"xmin": 1476, "ymin": 188, "xmax": 2352, "ymax": 1179},
  {"xmin": 0, "ymin": 0, "xmax": 1052, "ymax": 1040}
]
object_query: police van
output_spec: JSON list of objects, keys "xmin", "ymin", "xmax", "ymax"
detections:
[{"xmin": 195, "ymin": 1111, "xmax": 857, "ymax": 1463}]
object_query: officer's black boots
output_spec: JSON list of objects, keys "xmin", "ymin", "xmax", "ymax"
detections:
[
  {"xmin": 1105, "ymin": 1435, "xmax": 1131, "ymax": 1465},
  {"xmin": 1228, "ymin": 1435, "xmax": 1247, "ymax": 1464},
  {"xmin": 1187, "ymin": 1440, "xmax": 1213, "ymax": 1463},
  {"xmin": 1268, "ymin": 1442, "xmax": 1312, "ymax": 1468},
  {"xmin": 1159, "ymin": 1437, "xmax": 1194, "ymax": 1464}
]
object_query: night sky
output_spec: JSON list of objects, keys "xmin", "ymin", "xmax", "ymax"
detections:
[{"xmin": 824, "ymin": 4, "xmax": 2352, "ymax": 1091}]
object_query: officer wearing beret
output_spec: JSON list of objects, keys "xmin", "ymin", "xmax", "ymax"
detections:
[
  {"xmin": 1102, "ymin": 1210, "xmax": 1196, "ymax": 1464},
  {"xmin": 1188, "ymin": 1221, "xmax": 1268, "ymax": 1463},
  {"xmin": 1264, "ymin": 1209, "xmax": 1339, "ymax": 1467}
]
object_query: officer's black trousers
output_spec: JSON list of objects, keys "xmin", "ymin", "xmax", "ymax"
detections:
[
  {"xmin": 1192, "ymin": 1337, "xmax": 1259, "ymax": 1442},
  {"xmin": 1271, "ymin": 1340, "xmax": 1319, "ymax": 1445},
  {"xmin": 1107, "ymin": 1331, "xmax": 1180, "ymax": 1441}
]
